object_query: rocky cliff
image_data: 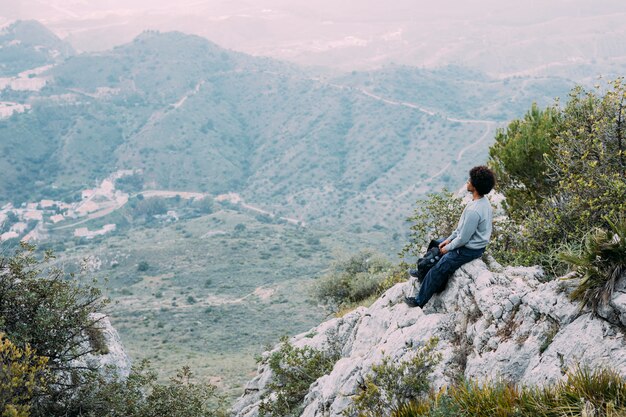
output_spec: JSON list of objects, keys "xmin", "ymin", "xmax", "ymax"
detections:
[{"xmin": 232, "ymin": 257, "xmax": 626, "ymax": 416}]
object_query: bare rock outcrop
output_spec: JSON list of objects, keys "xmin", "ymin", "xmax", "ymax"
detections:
[
  {"xmin": 232, "ymin": 258, "xmax": 626, "ymax": 417},
  {"xmin": 72, "ymin": 313, "xmax": 132, "ymax": 379}
]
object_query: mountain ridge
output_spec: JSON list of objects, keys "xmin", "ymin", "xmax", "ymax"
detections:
[{"xmin": 1, "ymin": 24, "xmax": 573, "ymax": 234}]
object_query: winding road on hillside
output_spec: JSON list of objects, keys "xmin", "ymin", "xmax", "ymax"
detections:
[
  {"xmin": 344, "ymin": 87, "xmax": 499, "ymax": 198},
  {"xmin": 50, "ymin": 190, "xmax": 303, "ymax": 233},
  {"xmin": 320, "ymin": 81, "xmax": 500, "ymax": 202},
  {"xmin": 49, "ymin": 72, "xmax": 499, "ymax": 235},
  {"xmin": 134, "ymin": 81, "xmax": 205, "ymax": 138}
]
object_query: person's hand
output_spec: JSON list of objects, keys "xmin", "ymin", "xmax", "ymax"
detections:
[
  {"xmin": 440, "ymin": 245, "xmax": 449, "ymax": 255},
  {"xmin": 438, "ymin": 240, "xmax": 450, "ymax": 250}
]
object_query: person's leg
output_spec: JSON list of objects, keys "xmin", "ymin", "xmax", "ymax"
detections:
[{"xmin": 412, "ymin": 246, "xmax": 484, "ymax": 307}]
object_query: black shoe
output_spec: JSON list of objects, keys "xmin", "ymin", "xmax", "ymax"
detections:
[
  {"xmin": 408, "ymin": 269, "xmax": 420, "ymax": 278},
  {"xmin": 404, "ymin": 296, "xmax": 421, "ymax": 308}
]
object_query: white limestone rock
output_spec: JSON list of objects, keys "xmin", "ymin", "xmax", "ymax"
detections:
[
  {"xmin": 71, "ymin": 313, "xmax": 132, "ymax": 379},
  {"xmin": 232, "ymin": 261, "xmax": 626, "ymax": 417}
]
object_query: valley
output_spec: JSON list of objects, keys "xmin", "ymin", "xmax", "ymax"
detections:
[{"xmin": 0, "ymin": 19, "xmax": 608, "ymax": 399}]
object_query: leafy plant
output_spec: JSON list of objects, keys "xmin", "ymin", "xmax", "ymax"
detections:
[
  {"xmin": 49, "ymin": 360, "xmax": 226, "ymax": 417},
  {"xmin": 347, "ymin": 338, "xmax": 441, "ymax": 417},
  {"xmin": 0, "ymin": 334, "xmax": 50, "ymax": 417},
  {"xmin": 313, "ymin": 250, "xmax": 393, "ymax": 309},
  {"xmin": 561, "ymin": 217, "xmax": 626, "ymax": 313},
  {"xmin": 488, "ymin": 103, "xmax": 561, "ymax": 218},
  {"xmin": 401, "ymin": 190, "xmax": 464, "ymax": 261},
  {"xmin": 392, "ymin": 393, "xmax": 460, "ymax": 417},
  {"xmin": 259, "ymin": 337, "xmax": 341, "ymax": 417},
  {"xmin": 486, "ymin": 80, "xmax": 626, "ymax": 270},
  {"xmin": 0, "ymin": 242, "xmax": 108, "ymax": 376},
  {"xmin": 377, "ymin": 263, "xmax": 411, "ymax": 294}
]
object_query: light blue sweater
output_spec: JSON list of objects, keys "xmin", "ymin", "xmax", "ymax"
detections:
[{"xmin": 446, "ymin": 196, "xmax": 493, "ymax": 251}]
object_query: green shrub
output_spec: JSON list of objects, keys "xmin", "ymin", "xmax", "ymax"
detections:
[
  {"xmin": 561, "ymin": 217, "xmax": 626, "ymax": 313},
  {"xmin": 487, "ymin": 80, "xmax": 626, "ymax": 270},
  {"xmin": 377, "ymin": 263, "xmax": 411, "ymax": 295},
  {"xmin": 313, "ymin": 250, "xmax": 393, "ymax": 309},
  {"xmin": 137, "ymin": 261, "xmax": 150, "ymax": 272},
  {"xmin": 488, "ymin": 103, "xmax": 561, "ymax": 219},
  {"xmin": 131, "ymin": 197, "xmax": 168, "ymax": 218},
  {"xmin": 450, "ymin": 380, "xmax": 531, "ymax": 417},
  {"xmin": 0, "ymin": 334, "xmax": 50, "ymax": 417},
  {"xmin": 115, "ymin": 173, "xmax": 144, "ymax": 193},
  {"xmin": 347, "ymin": 338, "xmax": 441, "ymax": 417},
  {"xmin": 259, "ymin": 338, "xmax": 341, "ymax": 417},
  {"xmin": 392, "ymin": 393, "xmax": 459, "ymax": 417},
  {"xmin": 55, "ymin": 361, "xmax": 226, "ymax": 417},
  {"xmin": 401, "ymin": 190, "xmax": 464, "ymax": 261},
  {"xmin": 0, "ymin": 243, "xmax": 108, "ymax": 378}
]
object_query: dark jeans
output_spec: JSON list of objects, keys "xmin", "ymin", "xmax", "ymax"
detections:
[{"xmin": 414, "ymin": 238, "xmax": 485, "ymax": 307}]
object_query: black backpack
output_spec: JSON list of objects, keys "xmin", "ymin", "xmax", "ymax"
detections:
[{"xmin": 416, "ymin": 240, "xmax": 442, "ymax": 281}]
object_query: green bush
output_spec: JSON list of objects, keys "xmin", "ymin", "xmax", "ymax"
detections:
[
  {"xmin": 313, "ymin": 250, "xmax": 393, "ymax": 309},
  {"xmin": 561, "ymin": 217, "xmax": 626, "ymax": 313},
  {"xmin": 259, "ymin": 338, "xmax": 341, "ymax": 417},
  {"xmin": 54, "ymin": 361, "xmax": 226, "ymax": 417},
  {"xmin": 137, "ymin": 261, "xmax": 150, "ymax": 272},
  {"xmin": 0, "ymin": 334, "xmax": 50, "ymax": 417},
  {"xmin": 0, "ymin": 243, "xmax": 108, "ymax": 377},
  {"xmin": 347, "ymin": 338, "xmax": 441, "ymax": 417},
  {"xmin": 401, "ymin": 190, "xmax": 464, "ymax": 261},
  {"xmin": 131, "ymin": 197, "xmax": 168, "ymax": 218},
  {"xmin": 115, "ymin": 173, "xmax": 144, "ymax": 193},
  {"xmin": 487, "ymin": 80, "xmax": 626, "ymax": 270},
  {"xmin": 488, "ymin": 103, "xmax": 561, "ymax": 218},
  {"xmin": 377, "ymin": 263, "xmax": 411, "ymax": 295}
]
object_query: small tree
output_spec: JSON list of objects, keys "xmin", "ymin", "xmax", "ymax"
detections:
[
  {"xmin": 0, "ymin": 242, "xmax": 111, "ymax": 415},
  {"xmin": 259, "ymin": 338, "xmax": 340, "ymax": 417},
  {"xmin": 348, "ymin": 338, "xmax": 441, "ymax": 417},
  {"xmin": 0, "ymin": 243, "xmax": 109, "ymax": 375},
  {"xmin": 400, "ymin": 190, "xmax": 464, "ymax": 261},
  {"xmin": 488, "ymin": 103, "xmax": 561, "ymax": 218}
]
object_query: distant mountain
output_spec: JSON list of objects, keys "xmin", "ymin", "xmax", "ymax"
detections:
[
  {"xmin": 10, "ymin": 0, "xmax": 626, "ymax": 79},
  {"xmin": 0, "ymin": 20, "xmax": 74, "ymax": 76},
  {"xmin": 0, "ymin": 29, "xmax": 572, "ymax": 232}
]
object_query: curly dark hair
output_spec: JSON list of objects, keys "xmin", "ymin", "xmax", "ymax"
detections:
[{"xmin": 469, "ymin": 166, "xmax": 496, "ymax": 196}]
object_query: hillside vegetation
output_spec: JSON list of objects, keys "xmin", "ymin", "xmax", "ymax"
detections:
[
  {"xmin": 0, "ymin": 21, "xmax": 73, "ymax": 76},
  {"xmin": 240, "ymin": 80, "xmax": 626, "ymax": 417},
  {"xmin": 1, "ymin": 21, "xmax": 573, "ymax": 233}
]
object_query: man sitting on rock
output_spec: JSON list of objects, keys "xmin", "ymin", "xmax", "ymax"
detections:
[{"xmin": 405, "ymin": 165, "xmax": 495, "ymax": 308}]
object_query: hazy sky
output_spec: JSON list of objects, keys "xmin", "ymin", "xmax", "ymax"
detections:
[{"xmin": 4, "ymin": 0, "xmax": 626, "ymax": 75}]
